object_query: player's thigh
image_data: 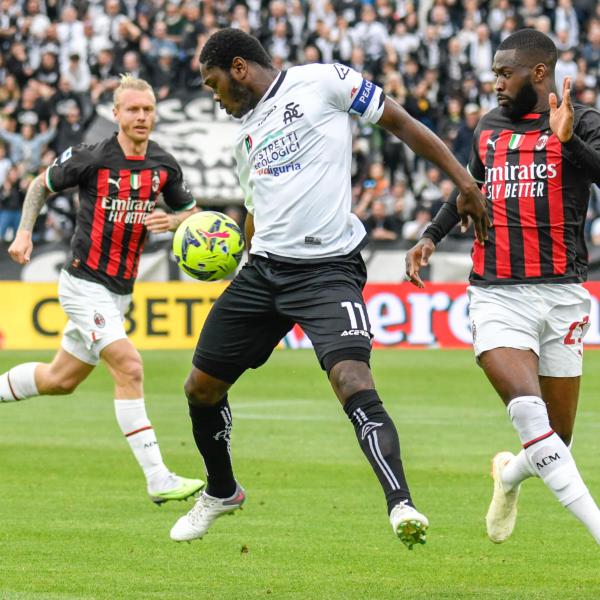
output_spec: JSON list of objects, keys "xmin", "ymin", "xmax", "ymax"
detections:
[
  {"xmin": 538, "ymin": 285, "xmax": 591, "ymax": 378},
  {"xmin": 193, "ymin": 263, "xmax": 293, "ymax": 384},
  {"xmin": 478, "ymin": 347, "xmax": 541, "ymax": 404},
  {"xmin": 58, "ymin": 270, "xmax": 129, "ymax": 366},
  {"xmin": 278, "ymin": 255, "xmax": 372, "ymax": 372}
]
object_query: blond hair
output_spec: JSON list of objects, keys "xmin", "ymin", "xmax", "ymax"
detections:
[{"xmin": 113, "ymin": 74, "xmax": 155, "ymax": 107}]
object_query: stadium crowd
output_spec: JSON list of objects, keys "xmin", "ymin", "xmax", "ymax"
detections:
[{"xmin": 1, "ymin": 0, "xmax": 600, "ymax": 248}]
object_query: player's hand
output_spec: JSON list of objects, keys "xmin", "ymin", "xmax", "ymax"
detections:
[
  {"xmin": 405, "ymin": 237, "xmax": 436, "ymax": 288},
  {"xmin": 145, "ymin": 210, "xmax": 171, "ymax": 233},
  {"xmin": 457, "ymin": 182, "xmax": 490, "ymax": 243},
  {"xmin": 549, "ymin": 77, "xmax": 574, "ymax": 143},
  {"xmin": 8, "ymin": 230, "xmax": 33, "ymax": 264}
]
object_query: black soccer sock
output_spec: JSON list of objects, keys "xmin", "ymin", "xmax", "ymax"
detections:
[
  {"xmin": 188, "ymin": 395, "xmax": 237, "ymax": 498},
  {"xmin": 343, "ymin": 389, "xmax": 413, "ymax": 514}
]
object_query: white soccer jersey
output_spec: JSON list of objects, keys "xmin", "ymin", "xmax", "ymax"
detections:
[{"xmin": 235, "ymin": 63, "xmax": 385, "ymax": 260}]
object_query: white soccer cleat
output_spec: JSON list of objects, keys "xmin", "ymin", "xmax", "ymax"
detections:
[
  {"xmin": 486, "ymin": 451, "xmax": 521, "ymax": 543},
  {"xmin": 170, "ymin": 483, "xmax": 246, "ymax": 542},
  {"xmin": 0, "ymin": 372, "xmax": 17, "ymax": 402},
  {"xmin": 390, "ymin": 501, "xmax": 429, "ymax": 549}
]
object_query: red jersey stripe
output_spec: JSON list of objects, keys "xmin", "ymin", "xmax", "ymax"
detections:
[
  {"xmin": 87, "ymin": 169, "xmax": 110, "ymax": 270},
  {"xmin": 124, "ymin": 169, "xmax": 152, "ymax": 279},
  {"xmin": 472, "ymin": 129, "xmax": 492, "ymax": 276},
  {"xmin": 547, "ymin": 135, "xmax": 567, "ymax": 274},
  {"xmin": 492, "ymin": 130, "xmax": 513, "ymax": 279},
  {"xmin": 106, "ymin": 169, "xmax": 131, "ymax": 276},
  {"xmin": 519, "ymin": 132, "xmax": 541, "ymax": 278}
]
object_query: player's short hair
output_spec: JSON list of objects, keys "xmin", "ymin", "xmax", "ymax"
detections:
[
  {"xmin": 199, "ymin": 28, "xmax": 272, "ymax": 70},
  {"xmin": 113, "ymin": 74, "xmax": 156, "ymax": 107},
  {"xmin": 497, "ymin": 29, "xmax": 558, "ymax": 71}
]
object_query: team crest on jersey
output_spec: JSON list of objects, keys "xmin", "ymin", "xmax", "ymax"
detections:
[
  {"xmin": 508, "ymin": 133, "xmax": 524, "ymax": 150},
  {"xmin": 130, "ymin": 173, "xmax": 141, "ymax": 190},
  {"xmin": 93, "ymin": 312, "xmax": 105, "ymax": 328},
  {"xmin": 334, "ymin": 63, "xmax": 350, "ymax": 80},
  {"xmin": 151, "ymin": 171, "xmax": 160, "ymax": 193},
  {"xmin": 283, "ymin": 102, "xmax": 303, "ymax": 125},
  {"xmin": 244, "ymin": 135, "xmax": 253, "ymax": 153},
  {"xmin": 535, "ymin": 134, "xmax": 549, "ymax": 151}
]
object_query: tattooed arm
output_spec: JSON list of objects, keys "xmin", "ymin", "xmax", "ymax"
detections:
[{"xmin": 8, "ymin": 173, "xmax": 53, "ymax": 264}]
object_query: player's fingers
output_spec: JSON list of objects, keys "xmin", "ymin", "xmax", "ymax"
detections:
[
  {"xmin": 563, "ymin": 77, "xmax": 572, "ymax": 104},
  {"xmin": 460, "ymin": 214, "xmax": 470, "ymax": 234},
  {"xmin": 548, "ymin": 92, "xmax": 557, "ymax": 112}
]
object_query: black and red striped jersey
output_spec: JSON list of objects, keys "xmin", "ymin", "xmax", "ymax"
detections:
[
  {"xmin": 425, "ymin": 104, "xmax": 600, "ymax": 285},
  {"xmin": 46, "ymin": 134, "xmax": 195, "ymax": 294}
]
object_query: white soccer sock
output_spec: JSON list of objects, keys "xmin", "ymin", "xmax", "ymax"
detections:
[
  {"xmin": 508, "ymin": 396, "xmax": 600, "ymax": 543},
  {"xmin": 501, "ymin": 448, "xmax": 537, "ymax": 491},
  {"xmin": 114, "ymin": 399, "xmax": 171, "ymax": 492},
  {"xmin": 0, "ymin": 363, "xmax": 41, "ymax": 401}
]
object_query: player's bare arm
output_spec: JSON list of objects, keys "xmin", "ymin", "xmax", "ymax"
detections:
[
  {"xmin": 8, "ymin": 173, "xmax": 52, "ymax": 264},
  {"xmin": 244, "ymin": 212, "xmax": 255, "ymax": 250},
  {"xmin": 145, "ymin": 206, "xmax": 198, "ymax": 233},
  {"xmin": 377, "ymin": 97, "xmax": 490, "ymax": 242},
  {"xmin": 549, "ymin": 77, "xmax": 574, "ymax": 143}
]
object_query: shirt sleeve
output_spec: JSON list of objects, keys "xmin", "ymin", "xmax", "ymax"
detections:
[
  {"xmin": 563, "ymin": 106, "xmax": 600, "ymax": 183},
  {"xmin": 161, "ymin": 163, "xmax": 196, "ymax": 212},
  {"xmin": 467, "ymin": 125, "xmax": 485, "ymax": 185},
  {"xmin": 318, "ymin": 63, "xmax": 385, "ymax": 124},
  {"xmin": 45, "ymin": 145, "xmax": 92, "ymax": 193}
]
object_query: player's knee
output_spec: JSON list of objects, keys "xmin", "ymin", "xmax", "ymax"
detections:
[
  {"xmin": 184, "ymin": 375, "xmax": 221, "ymax": 406},
  {"xmin": 113, "ymin": 356, "xmax": 144, "ymax": 387},
  {"xmin": 329, "ymin": 361, "xmax": 373, "ymax": 400},
  {"xmin": 46, "ymin": 375, "xmax": 79, "ymax": 395}
]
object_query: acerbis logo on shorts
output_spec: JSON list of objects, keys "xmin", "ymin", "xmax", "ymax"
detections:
[
  {"xmin": 341, "ymin": 329, "xmax": 370, "ymax": 338},
  {"xmin": 94, "ymin": 312, "xmax": 106, "ymax": 328}
]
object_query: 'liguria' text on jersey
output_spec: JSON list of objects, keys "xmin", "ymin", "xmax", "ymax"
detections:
[{"xmin": 235, "ymin": 63, "xmax": 385, "ymax": 260}]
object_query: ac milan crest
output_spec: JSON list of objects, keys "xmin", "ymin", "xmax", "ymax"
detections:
[{"xmin": 93, "ymin": 312, "xmax": 106, "ymax": 328}]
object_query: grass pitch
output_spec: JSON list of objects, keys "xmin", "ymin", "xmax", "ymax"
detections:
[{"xmin": 1, "ymin": 349, "xmax": 599, "ymax": 599}]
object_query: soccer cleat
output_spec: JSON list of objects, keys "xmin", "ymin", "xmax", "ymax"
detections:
[
  {"xmin": 170, "ymin": 483, "xmax": 246, "ymax": 542},
  {"xmin": 390, "ymin": 501, "xmax": 429, "ymax": 549},
  {"xmin": 486, "ymin": 451, "xmax": 520, "ymax": 543},
  {"xmin": 148, "ymin": 474, "xmax": 205, "ymax": 505}
]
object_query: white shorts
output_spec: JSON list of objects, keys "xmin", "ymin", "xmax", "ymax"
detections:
[
  {"xmin": 58, "ymin": 270, "xmax": 131, "ymax": 365},
  {"xmin": 468, "ymin": 283, "xmax": 591, "ymax": 377}
]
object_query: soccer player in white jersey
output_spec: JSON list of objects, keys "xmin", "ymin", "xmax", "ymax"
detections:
[{"xmin": 169, "ymin": 28, "xmax": 488, "ymax": 548}]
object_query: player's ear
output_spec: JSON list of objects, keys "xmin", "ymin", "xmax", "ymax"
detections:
[
  {"xmin": 230, "ymin": 57, "xmax": 248, "ymax": 81},
  {"xmin": 533, "ymin": 63, "xmax": 547, "ymax": 83}
]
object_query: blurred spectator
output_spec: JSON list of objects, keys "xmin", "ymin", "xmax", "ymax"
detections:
[
  {"xmin": 54, "ymin": 105, "xmax": 86, "ymax": 154},
  {"xmin": 453, "ymin": 103, "xmax": 481, "ymax": 166},
  {"xmin": 0, "ymin": 164, "xmax": 25, "ymax": 241},
  {"xmin": 363, "ymin": 199, "xmax": 398, "ymax": 241},
  {"xmin": 402, "ymin": 206, "xmax": 432, "ymax": 242},
  {"xmin": 0, "ymin": 142, "xmax": 11, "ymax": 185},
  {"xmin": 0, "ymin": 115, "xmax": 57, "ymax": 172}
]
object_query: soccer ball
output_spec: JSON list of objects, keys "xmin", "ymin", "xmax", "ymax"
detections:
[{"xmin": 172, "ymin": 211, "xmax": 244, "ymax": 281}]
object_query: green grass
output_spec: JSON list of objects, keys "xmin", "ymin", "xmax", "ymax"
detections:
[{"xmin": 1, "ymin": 349, "xmax": 599, "ymax": 599}]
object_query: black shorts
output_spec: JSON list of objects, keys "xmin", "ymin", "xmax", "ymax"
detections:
[{"xmin": 193, "ymin": 253, "xmax": 373, "ymax": 383}]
